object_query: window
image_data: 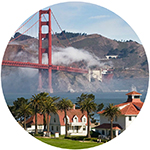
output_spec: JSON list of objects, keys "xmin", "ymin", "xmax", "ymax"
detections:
[
  {"xmin": 56, "ymin": 126, "xmax": 58, "ymax": 131},
  {"xmin": 134, "ymin": 96, "xmax": 140, "ymax": 99},
  {"xmin": 82, "ymin": 115, "xmax": 87, "ymax": 123},
  {"xmin": 128, "ymin": 95, "xmax": 132, "ymax": 99},
  {"xmin": 102, "ymin": 130, "xmax": 105, "ymax": 135},
  {"xmin": 75, "ymin": 117, "xmax": 78, "ymax": 122},
  {"xmin": 83, "ymin": 126, "xmax": 86, "ymax": 131},
  {"xmin": 51, "ymin": 126, "xmax": 53, "ymax": 131},
  {"xmin": 129, "ymin": 116, "xmax": 132, "ymax": 121},
  {"xmin": 54, "ymin": 118, "xmax": 56, "ymax": 123},
  {"xmin": 115, "ymin": 116, "xmax": 117, "ymax": 122},
  {"xmin": 64, "ymin": 116, "xmax": 70, "ymax": 123},
  {"xmin": 73, "ymin": 116, "xmax": 78, "ymax": 122}
]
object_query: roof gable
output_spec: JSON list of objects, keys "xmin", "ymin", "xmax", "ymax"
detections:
[
  {"xmin": 97, "ymin": 101, "xmax": 143, "ymax": 115},
  {"xmin": 126, "ymin": 91, "xmax": 142, "ymax": 95},
  {"xmin": 26, "ymin": 114, "xmax": 50, "ymax": 125},
  {"xmin": 56, "ymin": 109, "xmax": 88, "ymax": 125}
]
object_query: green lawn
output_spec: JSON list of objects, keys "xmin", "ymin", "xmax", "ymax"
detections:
[{"xmin": 36, "ymin": 137, "xmax": 103, "ymax": 149}]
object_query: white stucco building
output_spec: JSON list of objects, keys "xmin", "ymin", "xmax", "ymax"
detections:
[
  {"xmin": 49, "ymin": 105, "xmax": 90, "ymax": 136},
  {"xmin": 26, "ymin": 105, "xmax": 90, "ymax": 136},
  {"xmin": 88, "ymin": 69, "xmax": 102, "ymax": 82},
  {"xmin": 96, "ymin": 91, "xmax": 143, "ymax": 137},
  {"xmin": 106, "ymin": 55, "xmax": 118, "ymax": 59},
  {"xmin": 26, "ymin": 113, "xmax": 48, "ymax": 133}
]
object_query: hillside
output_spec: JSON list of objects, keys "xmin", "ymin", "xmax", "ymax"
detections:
[{"xmin": 1, "ymin": 32, "xmax": 149, "ymax": 93}]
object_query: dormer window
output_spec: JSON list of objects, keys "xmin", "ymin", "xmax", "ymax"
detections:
[
  {"xmin": 73, "ymin": 115, "xmax": 78, "ymax": 122},
  {"xmin": 82, "ymin": 115, "xmax": 87, "ymax": 123},
  {"xmin": 64, "ymin": 116, "xmax": 70, "ymax": 124}
]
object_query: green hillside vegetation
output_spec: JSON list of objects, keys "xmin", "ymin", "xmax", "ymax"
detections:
[{"xmin": 8, "ymin": 31, "xmax": 148, "ymax": 79}]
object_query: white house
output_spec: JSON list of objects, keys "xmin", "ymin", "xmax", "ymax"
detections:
[
  {"xmin": 106, "ymin": 55, "xmax": 118, "ymax": 59},
  {"xmin": 49, "ymin": 105, "xmax": 90, "ymax": 136},
  {"xmin": 96, "ymin": 91, "xmax": 143, "ymax": 137},
  {"xmin": 26, "ymin": 105, "xmax": 90, "ymax": 136},
  {"xmin": 26, "ymin": 113, "xmax": 50, "ymax": 133},
  {"xmin": 26, "ymin": 113, "xmax": 45, "ymax": 133}
]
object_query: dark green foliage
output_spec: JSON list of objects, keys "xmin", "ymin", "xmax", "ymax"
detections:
[
  {"xmin": 57, "ymin": 98, "xmax": 73, "ymax": 137},
  {"xmin": 55, "ymin": 30, "xmax": 87, "ymax": 40},
  {"xmin": 8, "ymin": 97, "xmax": 32, "ymax": 129},
  {"xmin": 103, "ymin": 103, "xmax": 121, "ymax": 140},
  {"xmin": 13, "ymin": 32, "xmax": 33, "ymax": 41},
  {"xmin": 76, "ymin": 93, "xmax": 104, "ymax": 138},
  {"xmin": 107, "ymin": 48, "xmax": 119, "ymax": 55}
]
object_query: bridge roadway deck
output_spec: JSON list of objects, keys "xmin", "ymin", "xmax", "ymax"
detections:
[{"xmin": 2, "ymin": 60, "xmax": 88, "ymax": 74}]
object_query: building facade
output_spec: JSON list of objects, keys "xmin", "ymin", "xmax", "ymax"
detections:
[
  {"xmin": 96, "ymin": 91, "xmax": 143, "ymax": 137},
  {"xmin": 49, "ymin": 105, "xmax": 90, "ymax": 136},
  {"xmin": 26, "ymin": 105, "xmax": 90, "ymax": 136}
]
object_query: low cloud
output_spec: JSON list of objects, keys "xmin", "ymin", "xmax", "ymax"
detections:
[{"xmin": 42, "ymin": 46, "xmax": 104, "ymax": 68}]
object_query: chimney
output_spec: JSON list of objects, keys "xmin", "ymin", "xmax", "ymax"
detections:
[{"xmin": 73, "ymin": 104, "xmax": 76, "ymax": 110}]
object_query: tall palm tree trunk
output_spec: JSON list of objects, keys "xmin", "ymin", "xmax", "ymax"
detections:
[
  {"xmin": 43, "ymin": 112, "xmax": 47, "ymax": 130},
  {"xmin": 87, "ymin": 112, "xmax": 91, "ymax": 138},
  {"xmin": 65, "ymin": 110, "xmax": 68, "ymax": 137},
  {"xmin": 110, "ymin": 118, "xmax": 113, "ymax": 140},
  {"xmin": 47, "ymin": 113, "xmax": 50, "ymax": 132},
  {"xmin": 35, "ymin": 105, "xmax": 38, "ymax": 134}
]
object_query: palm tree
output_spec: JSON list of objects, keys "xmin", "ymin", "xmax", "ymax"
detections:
[
  {"xmin": 8, "ymin": 97, "xmax": 32, "ymax": 129},
  {"xmin": 103, "ymin": 103, "xmax": 121, "ymax": 140},
  {"xmin": 18, "ymin": 99, "xmax": 32, "ymax": 130},
  {"xmin": 57, "ymin": 98, "xmax": 73, "ymax": 137},
  {"xmin": 43, "ymin": 96, "xmax": 58, "ymax": 132},
  {"xmin": 30, "ymin": 93, "xmax": 43, "ymax": 134},
  {"xmin": 38, "ymin": 92, "xmax": 50, "ymax": 130},
  {"xmin": 76, "ymin": 93, "xmax": 97, "ymax": 138}
]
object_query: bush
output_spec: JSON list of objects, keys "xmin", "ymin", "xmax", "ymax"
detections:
[
  {"xmin": 65, "ymin": 136, "xmax": 86, "ymax": 141},
  {"xmin": 90, "ymin": 131, "xmax": 99, "ymax": 137}
]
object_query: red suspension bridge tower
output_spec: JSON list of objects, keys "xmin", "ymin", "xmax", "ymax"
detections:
[
  {"xmin": 2, "ymin": 9, "xmax": 88, "ymax": 93},
  {"xmin": 38, "ymin": 9, "xmax": 53, "ymax": 93}
]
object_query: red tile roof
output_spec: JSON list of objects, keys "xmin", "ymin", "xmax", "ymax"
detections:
[
  {"xmin": 98, "ymin": 101, "xmax": 143, "ymax": 115},
  {"xmin": 95, "ymin": 123, "xmax": 122, "ymax": 130},
  {"xmin": 26, "ymin": 113, "xmax": 50, "ymax": 125},
  {"xmin": 97, "ymin": 91, "xmax": 143, "ymax": 116},
  {"xmin": 56, "ymin": 109, "xmax": 89, "ymax": 126},
  {"xmin": 126, "ymin": 91, "xmax": 142, "ymax": 95}
]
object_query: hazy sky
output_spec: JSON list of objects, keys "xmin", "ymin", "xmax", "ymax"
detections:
[{"xmin": 19, "ymin": 2, "xmax": 141, "ymax": 43}]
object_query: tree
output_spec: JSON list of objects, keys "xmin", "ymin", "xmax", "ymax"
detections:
[
  {"xmin": 18, "ymin": 98, "xmax": 32, "ymax": 130},
  {"xmin": 76, "ymin": 93, "xmax": 104, "ymax": 138},
  {"xmin": 57, "ymin": 98, "xmax": 73, "ymax": 137},
  {"xmin": 8, "ymin": 97, "xmax": 32, "ymax": 130},
  {"xmin": 30, "ymin": 93, "xmax": 44, "ymax": 134},
  {"xmin": 38, "ymin": 92, "xmax": 50, "ymax": 130},
  {"xmin": 102, "ymin": 103, "xmax": 121, "ymax": 140},
  {"xmin": 43, "ymin": 96, "xmax": 59, "ymax": 132}
]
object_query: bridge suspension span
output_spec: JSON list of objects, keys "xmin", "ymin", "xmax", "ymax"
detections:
[{"xmin": 2, "ymin": 9, "xmax": 88, "ymax": 93}]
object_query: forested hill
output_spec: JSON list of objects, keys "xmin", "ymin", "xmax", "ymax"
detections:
[{"xmin": 7, "ymin": 31, "xmax": 148, "ymax": 79}]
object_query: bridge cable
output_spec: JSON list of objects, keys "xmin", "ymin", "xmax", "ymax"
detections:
[
  {"xmin": 51, "ymin": 11, "xmax": 72, "ymax": 46},
  {"xmin": 9, "ymin": 14, "xmax": 45, "ymax": 43},
  {"xmin": 42, "ymin": 13, "xmax": 66, "ymax": 48},
  {"xmin": 14, "ymin": 11, "xmax": 38, "ymax": 34}
]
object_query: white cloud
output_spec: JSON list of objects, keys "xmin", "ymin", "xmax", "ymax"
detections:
[
  {"xmin": 42, "ymin": 46, "xmax": 105, "ymax": 67},
  {"xmin": 89, "ymin": 15, "xmax": 109, "ymax": 19}
]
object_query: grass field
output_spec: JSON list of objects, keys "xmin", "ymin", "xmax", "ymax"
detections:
[{"xmin": 36, "ymin": 137, "xmax": 103, "ymax": 149}]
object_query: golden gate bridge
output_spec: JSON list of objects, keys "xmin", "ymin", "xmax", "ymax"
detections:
[{"xmin": 2, "ymin": 9, "xmax": 88, "ymax": 93}]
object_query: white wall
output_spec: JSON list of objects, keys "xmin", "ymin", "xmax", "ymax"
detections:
[
  {"xmin": 125, "ymin": 115, "xmax": 137, "ymax": 129},
  {"xmin": 27, "ymin": 125, "xmax": 44, "ymax": 133}
]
